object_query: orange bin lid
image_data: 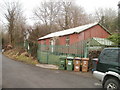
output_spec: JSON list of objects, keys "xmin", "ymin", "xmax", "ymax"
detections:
[
  {"xmin": 81, "ymin": 58, "xmax": 89, "ymax": 61},
  {"xmin": 74, "ymin": 57, "xmax": 81, "ymax": 60}
]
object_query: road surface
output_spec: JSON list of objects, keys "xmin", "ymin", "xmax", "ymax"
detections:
[
  {"xmin": 2, "ymin": 53, "xmax": 101, "ymax": 88},
  {"xmin": 0, "ymin": 52, "xmax": 2, "ymax": 89}
]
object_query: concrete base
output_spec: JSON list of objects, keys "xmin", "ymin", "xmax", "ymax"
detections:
[{"xmin": 36, "ymin": 64, "xmax": 59, "ymax": 70}]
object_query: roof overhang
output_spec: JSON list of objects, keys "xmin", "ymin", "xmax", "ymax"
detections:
[{"xmin": 37, "ymin": 22, "xmax": 111, "ymax": 41}]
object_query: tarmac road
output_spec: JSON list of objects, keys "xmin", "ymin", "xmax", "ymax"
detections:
[
  {"xmin": 2, "ymin": 53, "xmax": 101, "ymax": 88},
  {"xmin": 0, "ymin": 52, "xmax": 2, "ymax": 89}
]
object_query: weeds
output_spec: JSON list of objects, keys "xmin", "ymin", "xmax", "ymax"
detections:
[{"xmin": 4, "ymin": 49, "xmax": 39, "ymax": 65}]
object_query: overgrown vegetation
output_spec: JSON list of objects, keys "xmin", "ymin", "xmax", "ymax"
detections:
[
  {"xmin": 94, "ymin": 8, "xmax": 118, "ymax": 33},
  {"xmin": 3, "ymin": 49, "xmax": 39, "ymax": 65},
  {"xmin": 108, "ymin": 33, "xmax": 120, "ymax": 45}
]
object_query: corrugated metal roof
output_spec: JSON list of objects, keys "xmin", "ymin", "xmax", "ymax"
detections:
[
  {"xmin": 38, "ymin": 22, "xmax": 100, "ymax": 40},
  {"xmin": 92, "ymin": 37, "xmax": 114, "ymax": 45}
]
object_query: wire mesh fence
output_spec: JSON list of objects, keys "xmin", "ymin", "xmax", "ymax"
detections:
[
  {"xmin": 37, "ymin": 44, "xmax": 88, "ymax": 65},
  {"xmin": 37, "ymin": 40, "xmax": 90, "ymax": 65},
  {"xmin": 12, "ymin": 40, "xmax": 38, "ymax": 58},
  {"xmin": 37, "ymin": 38, "xmax": 117, "ymax": 67},
  {"xmin": 13, "ymin": 37, "xmax": 118, "ymax": 68},
  {"xmin": 11, "ymin": 37, "xmax": 118, "ymax": 70}
]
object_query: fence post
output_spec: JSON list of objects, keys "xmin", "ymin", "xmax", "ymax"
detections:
[
  {"xmin": 47, "ymin": 45, "xmax": 49, "ymax": 64},
  {"xmin": 84, "ymin": 42, "xmax": 88, "ymax": 58},
  {"xmin": 37, "ymin": 44, "xmax": 40, "ymax": 63}
]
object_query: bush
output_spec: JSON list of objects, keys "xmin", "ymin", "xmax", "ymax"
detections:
[{"xmin": 108, "ymin": 33, "xmax": 120, "ymax": 45}]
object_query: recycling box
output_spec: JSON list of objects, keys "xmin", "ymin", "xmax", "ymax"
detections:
[
  {"xmin": 81, "ymin": 58, "xmax": 89, "ymax": 72},
  {"xmin": 74, "ymin": 57, "xmax": 81, "ymax": 72},
  {"xmin": 66, "ymin": 57, "xmax": 74, "ymax": 71},
  {"xmin": 59, "ymin": 56, "xmax": 67, "ymax": 70}
]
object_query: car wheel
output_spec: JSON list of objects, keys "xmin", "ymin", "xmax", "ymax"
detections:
[{"xmin": 104, "ymin": 78, "xmax": 120, "ymax": 90}]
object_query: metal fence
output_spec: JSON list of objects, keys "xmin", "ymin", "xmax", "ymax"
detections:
[
  {"xmin": 37, "ymin": 45, "xmax": 86, "ymax": 65},
  {"xmin": 37, "ymin": 38, "xmax": 117, "ymax": 67},
  {"xmin": 12, "ymin": 38, "xmax": 118, "ymax": 70},
  {"xmin": 13, "ymin": 40, "xmax": 38, "ymax": 58}
]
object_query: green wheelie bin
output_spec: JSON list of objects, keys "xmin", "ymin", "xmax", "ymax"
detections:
[
  {"xmin": 59, "ymin": 56, "xmax": 67, "ymax": 70},
  {"xmin": 66, "ymin": 56, "xmax": 74, "ymax": 71}
]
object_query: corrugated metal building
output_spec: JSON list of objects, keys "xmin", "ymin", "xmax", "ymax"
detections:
[{"xmin": 38, "ymin": 22, "xmax": 111, "ymax": 46}]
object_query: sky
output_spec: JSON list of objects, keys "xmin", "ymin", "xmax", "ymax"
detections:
[
  {"xmin": 76, "ymin": 0, "xmax": 119, "ymax": 13},
  {"xmin": 0, "ymin": 0, "xmax": 120, "ymax": 25}
]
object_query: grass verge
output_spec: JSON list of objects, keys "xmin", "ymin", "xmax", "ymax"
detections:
[{"xmin": 3, "ymin": 49, "xmax": 39, "ymax": 65}]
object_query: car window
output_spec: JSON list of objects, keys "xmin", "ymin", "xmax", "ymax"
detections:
[{"xmin": 100, "ymin": 49, "xmax": 119, "ymax": 63}]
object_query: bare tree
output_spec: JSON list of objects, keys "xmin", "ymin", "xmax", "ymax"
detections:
[
  {"xmin": 57, "ymin": 1, "xmax": 90, "ymax": 29},
  {"xmin": 94, "ymin": 8, "xmax": 117, "ymax": 33},
  {"xmin": 33, "ymin": 0, "xmax": 91, "ymax": 32},
  {"xmin": 13, "ymin": 16, "xmax": 27, "ymax": 46},
  {"xmin": 33, "ymin": 1, "xmax": 61, "ymax": 32},
  {"xmin": 27, "ymin": 23, "xmax": 50, "ymax": 42},
  {"xmin": 3, "ymin": 1, "xmax": 26, "ymax": 47}
]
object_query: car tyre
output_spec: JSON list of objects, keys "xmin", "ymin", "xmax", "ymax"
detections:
[{"xmin": 104, "ymin": 78, "xmax": 120, "ymax": 90}]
